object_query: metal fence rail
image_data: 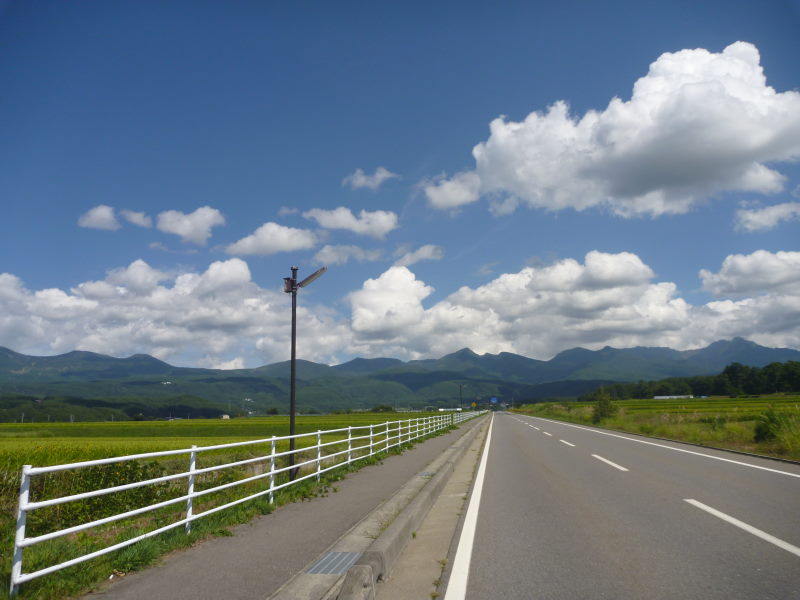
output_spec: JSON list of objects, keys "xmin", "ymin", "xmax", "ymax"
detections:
[{"xmin": 10, "ymin": 410, "xmax": 485, "ymax": 596}]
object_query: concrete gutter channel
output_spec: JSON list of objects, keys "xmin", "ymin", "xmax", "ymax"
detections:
[{"xmin": 268, "ymin": 415, "xmax": 488, "ymax": 600}]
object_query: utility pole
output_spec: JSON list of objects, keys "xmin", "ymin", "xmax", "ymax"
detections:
[
  {"xmin": 458, "ymin": 384, "xmax": 468, "ymax": 411},
  {"xmin": 283, "ymin": 265, "xmax": 327, "ymax": 479}
]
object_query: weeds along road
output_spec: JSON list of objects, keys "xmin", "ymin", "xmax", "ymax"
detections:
[{"xmin": 446, "ymin": 412, "xmax": 800, "ymax": 600}]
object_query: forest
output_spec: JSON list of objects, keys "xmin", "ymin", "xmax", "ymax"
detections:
[{"xmin": 586, "ymin": 361, "xmax": 800, "ymax": 401}]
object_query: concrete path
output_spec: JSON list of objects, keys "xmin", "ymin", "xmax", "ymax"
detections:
[{"xmin": 86, "ymin": 420, "xmax": 483, "ymax": 600}]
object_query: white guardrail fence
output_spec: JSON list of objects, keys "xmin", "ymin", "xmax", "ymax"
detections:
[{"xmin": 10, "ymin": 411, "xmax": 485, "ymax": 596}]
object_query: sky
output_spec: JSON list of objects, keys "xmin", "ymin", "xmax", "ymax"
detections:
[{"xmin": 1, "ymin": 0, "xmax": 799, "ymax": 369}]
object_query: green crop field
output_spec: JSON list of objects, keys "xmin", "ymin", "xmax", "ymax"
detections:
[
  {"xmin": 513, "ymin": 395, "xmax": 800, "ymax": 460},
  {"xmin": 0, "ymin": 412, "xmax": 446, "ymax": 599}
]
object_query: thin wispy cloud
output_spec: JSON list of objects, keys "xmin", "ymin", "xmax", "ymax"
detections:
[{"xmin": 342, "ymin": 167, "xmax": 399, "ymax": 191}]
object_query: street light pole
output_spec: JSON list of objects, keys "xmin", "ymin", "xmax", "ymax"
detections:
[
  {"xmin": 288, "ymin": 267, "xmax": 298, "ymax": 478},
  {"xmin": 284, "ymin": 265, "xmax": 326, "ymax": 480}
]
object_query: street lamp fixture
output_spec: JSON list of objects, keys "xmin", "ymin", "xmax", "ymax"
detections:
[{"xmin": 284, "ymin": 265, "xmax": 327, "ymax": 479}]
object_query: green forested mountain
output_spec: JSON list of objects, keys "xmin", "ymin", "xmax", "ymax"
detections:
[{"xmin": 1, "ymin": 338, "xmax": 798, "ymax": 421}]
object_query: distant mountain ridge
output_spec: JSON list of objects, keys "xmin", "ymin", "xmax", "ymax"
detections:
[
  {"xmin": 1, "ymin": 338, "xmax": 798, "ymax": 417},
  {"xmin": 2, "ymin": 337, "xmax": 799, "ymax": 384}
]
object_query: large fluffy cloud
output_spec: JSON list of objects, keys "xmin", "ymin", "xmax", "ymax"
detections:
[
  {"xmin": 157, "ymin": 206, "xmax": 225, "ymax": 245},
  {"xmin": 425, "ymin": 42, "xmax": 800, "ymax": 218},
  {"xmin": 303, "ymin": 207, "xmax": 398, "ymax": 238},
  {"xmin": 227, "ymin": 222, "xmax": 318, "ymax": 255},
  {"xmin": 2, "ymin": 251, "xmax": 799, "ymax": 368},
  {"xmin": 348, "ymin": 250, "xmax": 800, "ymax": 360},
  {"xmin": 700, "ymin": 250, "xmax": 800, "ymax": 297},
  {"xmin": 0, "ymin": 259, "xmax": 348, "ymax": 367}
]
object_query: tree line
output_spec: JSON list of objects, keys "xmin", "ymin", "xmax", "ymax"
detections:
[{"xmin": 579, "ymin": 361, "xmax": 800, "ymax": 401}]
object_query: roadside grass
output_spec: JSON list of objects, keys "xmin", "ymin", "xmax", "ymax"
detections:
[
  {"xmin": 0, "ymin": 413, "xmax": 452, "ymax": 599},
  {"xmin": 513, "ymin": 395, "xmax": 800, "ymax": 461}
]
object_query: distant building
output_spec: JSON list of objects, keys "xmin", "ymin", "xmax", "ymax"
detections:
[
  {"xmin": 653, "ymin": 395, "xmax": 694, "ymax": 400},
  {"xmin": 219, "ymin": 414, "xmax": 230, "ymax": 419}
]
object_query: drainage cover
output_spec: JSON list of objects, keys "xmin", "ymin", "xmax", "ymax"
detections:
[
  {"xmin": 305, "ymin": 551, "xmax": 362, "ymax": 575},
  {"xmin": 419, "ymin": 471, "xmax": 434, "ymax": 477}
]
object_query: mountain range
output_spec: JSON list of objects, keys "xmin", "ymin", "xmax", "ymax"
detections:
[{"xmin": 1, "ymin": 337, "xmax": 799, "ymax": 419}]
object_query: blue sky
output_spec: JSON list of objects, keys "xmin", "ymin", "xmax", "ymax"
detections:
[{"xmin": 1, "ymin": 0, "xmax": 799, "ymax": 368}]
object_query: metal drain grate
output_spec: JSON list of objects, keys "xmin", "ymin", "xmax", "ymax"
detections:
[{"xmin": 306, "ymin": 551, "xmax": 362, "ymax": 575}]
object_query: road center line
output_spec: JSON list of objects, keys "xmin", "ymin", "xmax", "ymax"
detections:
[
  {"xmin": 533, "ymin": 426, "xmax": 540, "ymax": 430},
  {"xmin": 444, "ymin": 414, "xmax": 494, "ymax": 600},
  {"xmin": 559, "ymin": 440, "xmax": 575, "ymax": 447},
  {"xmin": 543, "ymin": 431, "xmax": 552, "ymax": 436},
  {"xmin": 684, "ymin": 499, "xmax": 800, "ymax": 557},
  {"xmin": 525, "ymin": 416, "xmax": 800, "ymax": 479},
  {"xmin": 592, "ymin": 454, "xmax": 629, "ymax": 471}
]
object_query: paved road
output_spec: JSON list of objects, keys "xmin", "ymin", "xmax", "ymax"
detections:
[{"xmin": 448, "ymin": 412, "xmax": 800, "ymax": 600}]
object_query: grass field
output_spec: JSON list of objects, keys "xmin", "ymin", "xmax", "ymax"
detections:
[
  {"xmin": 0, "ymin": 412, "xmax": 447, "ymax": 599},
  {"xmin": 513, "ymin": 395, "xmax": 800, "ymax": 460}
]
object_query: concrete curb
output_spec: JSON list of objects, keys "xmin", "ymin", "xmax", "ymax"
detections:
[{"xmin": 335, "ymin": 418, "xmax": 487, "ymax": 600}]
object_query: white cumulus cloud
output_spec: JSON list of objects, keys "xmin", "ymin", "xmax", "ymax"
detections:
[
  {"xmin": 303, "ymin": 207, "xmax": 398, "ymax": 238},
  {"xmin": 347, "ymin": 250, "xmax": 800, "ymax": 360},
  {"xmin": 157, "ymin": 206, "xmax": 225, "ymax": 245},
  {"xmin": 349, "ymin": 266, "xmax": 433, "ymax": 339},
  {"xmin": 226, "ymin": 222, "xmax": 318, "ymax": 255},
  {"xmin": 0, "ymin": 258, "xmax": 349, "ymax": 367},
  {"xmin": 426, "ymin": 42, "xmax": 800, "ymax": 218},
  {"xmin": 78, "ymin": 205, "xmax": 120, "ymax": 230},
  {"xmin": 423, "ymin": 171, "xmax": 482, "ymax": 211},
  {"xmin": 342, "ymin": 167, "xmax": 400, "ymax": 191},
  {"xmin": 735, "ymin": 202, "xmax": 800, "ymax": 232},
  {"xmin": 700, "ymin": 250, "xmax": 800, "ymax": 297}
]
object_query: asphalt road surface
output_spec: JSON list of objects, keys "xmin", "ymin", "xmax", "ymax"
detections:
[{"xmin": 446, "ymin": 412, "xmax": 800, "ymax": 600}]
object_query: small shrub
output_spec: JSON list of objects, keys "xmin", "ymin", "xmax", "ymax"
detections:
[
  {"xmin": 754, "ymin": 407, "xmax": 782, "ymax": 442},
  {"xmin": 591, "ymin": 389, "xmax": 617, "ymax": 424}
]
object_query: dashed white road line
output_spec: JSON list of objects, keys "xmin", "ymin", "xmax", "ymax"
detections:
[
  {"xmin": 684, "ymin": 499, "xmax": 800, "ymax": 557},
  {"xmin": 444, "ymin": 414, "xmax": 494, "ymax": 600},
  {"xmin": 559, "ymin": 440, "xmax": 575, "ymax": 447},
  {"xmin": 524, "ymin": 416, "xmax": 800, "ymax": 480},
  {"xmin": 533, "ymin": 426, "xmax": 540, "ymax": 430},
  {"xmin": 592, "ymin": 454, "xmax": 629, "ymax": 471},
  {"xmin": 543, "ymin": 431, "xmax": 552, "ymax": 437}
]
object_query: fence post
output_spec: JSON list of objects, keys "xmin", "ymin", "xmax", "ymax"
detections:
[
  {"xmin": 385, "ymin": 421, "xmax": 390, "ymax": 451},
  {"xmin": 316, "ymin": 430, "xmax": 322, "ymax": 481},
  {"xmin": 269, "ymin": 436, "xmax": 276, "ymax": 504},
  {"xmin": 186, "ymin": 446, "xmax": 197, "ymax": 534},
  {"xmin": 10, "ymin": 465, "xmax": 30, "ymax": 598},
  {"xmin": 369, "ymin": 424, "xmax": 374, "ymax": 456},
  {"xmin": 347, "ymin": 426, "xmax": 352, "ymax": 464}
]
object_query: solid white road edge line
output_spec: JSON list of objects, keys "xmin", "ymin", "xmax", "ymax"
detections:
[
  {"xmin": 592, "ymin": 454, "xmax": 629, "ymax": 471},
  {"xmin": 560, "ymin": 440, "xmax": 575, "ymax": 447},
  {"xmin": 444, "ymin": 414, "xmax": 494, "ymax": 600},
  {"xmin": 684, "ymin": 499, "xmax": 800, "ymax": 557},
  {"xmin": 525, "ymin": 416, "xmax": 800, "ymax": 479}
]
